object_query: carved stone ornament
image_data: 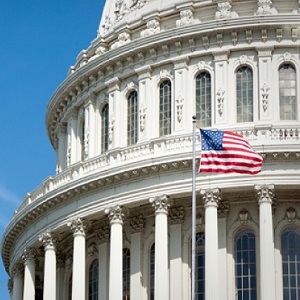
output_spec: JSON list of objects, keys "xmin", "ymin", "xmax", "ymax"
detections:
[
  {"xmin": 141, "ymin": 19, "xmax": 160, "ymax": 37},
  {"xmin": 254, "ymin": 184, "xmax": 275, "ymax": 204},
  {"xmin": 39, "ymin": 232, "xmax": 59, "ymax": 250},
  {"xmin": 8, "ymin": 278, "xmax": 13, "ymax": 294},
  {"xmin": 129, "ymin": 215, "xmax": 145, "ymax": 233},
  {"xmin": 239, "ymin": 54, "xmax": 248, "ymax": 65},
  {"xmin": 200, "ymin": 188, "xmax": 221, "ymax": 207},
  {"xmin": 215, "ymin": 2, "xmax": 238, "ymax": 20},
  {"xmin": 87, "ymin": 242, "xmax": 98, "ymax": 256},
  {"xmin": 239, "ymin": 208, "xmax": 251, "ymax": 224},
  {"xmin": 109, "ymin": 117, "xmax": 115, "ymax": 144},
  {"xmin": 67, "ymin": 217, "xmax": 90, "ymax": 235},
  {"xmin": 176, "ymin": 9, "xmax": 195, "ymax": 27},
  {"xmin": 169, "ymin": 207, "xmax": 185, "ymax": 224},
  {"xmin": 218, "ymin": 200, "xmax": 229, "ymax": 218},
  {"xmin": 176, "ymin": 94, "xmax": 184, "ymax": 123},
  {"xmin": 261, "ymin": 83, "xmax": 270, "ymax": 112},
  {"xmin": 159, "ymin": 69, "xmax": 172, "ymax": 79},
  {"xmin": 286, "ymin": 207, "xmax": 298, "ymax": 222},
  {"xmin": 196, "ymin": 213, "xmax": 205, "ymax": 228},
  {"xmin": 105, "ymin": 205, "xmax": 127, "ymax": 223},
  {"xmin": 22, "ymin": 248, "xmax": 37, "ymax": 263},
  {"xmin": 111, "ymin": 32, "xmax": 131, "ymax": 50},
  {"xmin": 98, "ymin": 226, "xmax": 110, "ymax": 243},
  {"xmin": 149, "ymin": 195, "xmax": 172, "ymax": 214},
  {"xmin": 66, "ymin": 142, "xmax": 71, "ymax": 168},
  {"xmin": 139, "ymin": 106, "xmax": 147, "ymax": 132},
  {"xmin": 283, "ymin": 52, "xmax": 292, "ymax": 62},
  {"xmin": 216, "ymin": 88, "xmax": 225, "ymax": 116},
  {"xmin": 12, "ymin": 263, "xmax": 24, "ymax": 277},
  {"xmin": 256, "ymin": 0, "xmax": 277, "ymax": 15}
]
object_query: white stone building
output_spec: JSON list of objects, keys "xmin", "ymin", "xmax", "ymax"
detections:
[{"xmin": 2, "ymin": 0, "xmax": 300, "ymax": 299}]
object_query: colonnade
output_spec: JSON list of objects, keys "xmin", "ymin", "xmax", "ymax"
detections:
[{"xmin": 9, "ymin": 184, "xmax": 276, "ymax": 300}]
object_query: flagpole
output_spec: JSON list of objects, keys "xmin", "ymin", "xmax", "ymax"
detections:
[{"xmin": 191, "ymin": 115, "xmax": 196, "ymax": 300}]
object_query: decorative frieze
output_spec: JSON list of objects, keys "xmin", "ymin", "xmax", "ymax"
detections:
[
  {"xmin": 169, "ymin": 207, "xmax": 185, "ymax": 225},
  {"xmin": 149, "ymin": 195, "xmax": 172, "ymax": 214},
  {"xmin": 129, "ymin": 215, "xmax": 145, "ymax": 233}
]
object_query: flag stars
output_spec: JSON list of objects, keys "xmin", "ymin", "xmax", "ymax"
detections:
[{"xmin": 201, "ymin": 130, "xmax": 224, "ymax": 151}]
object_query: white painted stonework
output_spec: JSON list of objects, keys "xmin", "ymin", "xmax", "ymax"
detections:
[{"xmin": 2, "ymin": 0, "xmax": 300, "ymax": 299}]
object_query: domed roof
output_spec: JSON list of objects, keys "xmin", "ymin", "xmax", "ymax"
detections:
[{"xmin": 98, "ymin": 0, "xmax": 184, "ymax": 37}]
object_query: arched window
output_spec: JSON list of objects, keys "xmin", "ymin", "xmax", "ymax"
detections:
[
  {"xmin": 101, "ymin": 104, "xmax": 109, "ymax": 153},
  {"xmin": 150, "ymin": 243, "xmax": 155, "ymax": 300},
  {"xmin": 196, "ymin": 72, "xmax": 211, "ymax": 127},
  {"xmin": 89, "ymin": 259, "xmax": 99, "ymax": 300},
  {"xmin": 236, "ymin": 66, "xmax": 253, "ymax": 123},
  {"xmin": 234, "ymin": 228, "xmax": 257, "ymax": 300},
  {"xmin": 282, "ymin": 227, "xmax": 300, "ymax": 300},
  {"xmin": 127, "ymin": 91, "xmax": 138, "ymax": 146},
  {"xmin": 195, "ymin": 232, "xmax": 205, "ymax": 300},
  {"xmin": 159, "ymin": 80, "xmax": 171, "ymax": 136},
  {"xmin": 279, "ymin": 64, "xmax": 297, "ymax": 120},
  {"xmin": 123, "ymin": 248, "xmax": 130, "ymax": 300}
]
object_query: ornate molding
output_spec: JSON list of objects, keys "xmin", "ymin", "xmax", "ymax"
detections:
[
  {"xmin": 255, "ymin": 184, "xmax": 275, "ymax": 205},
  {"xmin": 129, "ymin": 215, "xmax": 145, "ymax": 233},
  {"xmin": 200, "ymin": 188, "xmax": 221, "ymax": 207},
  {"xmin": 149, "ymin": 195, "xmax": 172, "ymax": 214},
  {"xmin": 169, "ymin": 207, "xmax": 185, "ymax": 224},
  {"xmin": 67, "ymin": 217, "xmax": 90, "ymax": 235},
  {"xmin": 98, "ymin": 226, "xmax": 110, "ymax": 243},
  {"xmin": 105, "ymin": 205, "xmax": 127, "ymax": 224}
]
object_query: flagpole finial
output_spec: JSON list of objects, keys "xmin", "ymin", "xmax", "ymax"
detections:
[{"xmin": 192, "ymin": 115, "xmax": 196, "ymax": 122}]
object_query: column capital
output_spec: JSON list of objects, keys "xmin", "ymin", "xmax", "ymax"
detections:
[
  {"xmin": 67, "ymin": 217, "xmax": 90, "ymax": 236},
  {"xmin": 105, "ymin": 205, "xmax": 127, "ymax": 224},
  {"xmin": 97, "ymin": 226, "xmax": 110, "ymax": 243},
  {"xmin": 255, "ymin": 184, "xmax": 275, "ymax": 205},
  {"xmin": 169, "ymin": 207, "xmax": 185, "ymax": 225},
  {"xmin": 129, "ymin": 215, "xmax": 145, "ymax": 233},
  {"xmin": 200, "ymin": 188, "xmax": 221, "ymax": 208},
  {"xmin": 149, "ymin": 195, "xmax": 173, "ymax": 214},
  {"xmin": 39, "ymin": 232, "xmax": 59, "ymax": 251},
  {"xmin": 22, "ymin": 247, "xmax": 37, "ymax": 264},
  {"xmin": 12, "ymin": 263, "xmax": 24, "ymax": 277}
]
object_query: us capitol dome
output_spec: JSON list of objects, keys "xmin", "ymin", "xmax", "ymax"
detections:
[{"xmin": 2, "ymin": 0, "xmax": 300, "ymax": 299}]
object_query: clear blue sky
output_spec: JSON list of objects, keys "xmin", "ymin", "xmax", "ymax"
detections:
[{"xmin": 0, "ymin": 0, "xmax": 105, "ymax": 298}]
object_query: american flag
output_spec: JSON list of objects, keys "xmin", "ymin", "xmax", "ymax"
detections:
[{"xmin": 199, "ymin": 129, "xmax": 263, "ymax": 174}]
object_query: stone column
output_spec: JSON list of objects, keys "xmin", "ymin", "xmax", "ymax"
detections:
[
  {"xmin": 11, "ymin": 263, "xmax": 24, "ymax": 300},
  {"xmin": 105, "ymin": 205, "xmax": 127, "ymax": 300},
  {"xmin": 255, "ymin": 184, "xmax": 276, "ymax": 300},
  {"xmin": 84, "ymin": 94, "xmax": 97, "ymax": 159},
  {"xmin": 200, "ymin": 188, "xmax": 220, "ymax": 300},
  {"xmin": 149, "ymin": 195, "xmax": 172, "ymax": 300},
  {"xmin": 57, "ymin": 124, "xmax": 67, "ymax": 173},
  {"xmin": 68, "ymin": 218, "xmax": 89, "ymax": 300},
  {"xmin": 40, "ymin": 232, "xmax": 58, "ymax": 300},
  {"xmin": 169, "ymin": 207, "xmax": 185, "ymax": 300},
  {"xmin": 22, "ymin": 248, "xmax": 37, "ymax": 300},
  {"xmin": 56, "ymin": 253, "xmax": 66, "ymax": 300},
  {"xmin": 97, "ymin": 226, "xmax": 110, "ymax": 300},
  {"xmin": 67, "ymin": 109, "xmax": 78, "ymax": 166},
  {"xmin": 129, "ymin": 215, "xmax": 145, "ymax": 300},
  {"xmin": 8, "ymin": 278, "xmax": 13, "ymax": 299},
  {"xmin": 218, "ymin": 201, "xmax": 229, "ymax": 300}
]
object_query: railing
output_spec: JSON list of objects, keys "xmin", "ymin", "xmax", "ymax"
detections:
[{"xmin": 16, "ymin": 125, "xmax": 300, "ymax": 214}]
